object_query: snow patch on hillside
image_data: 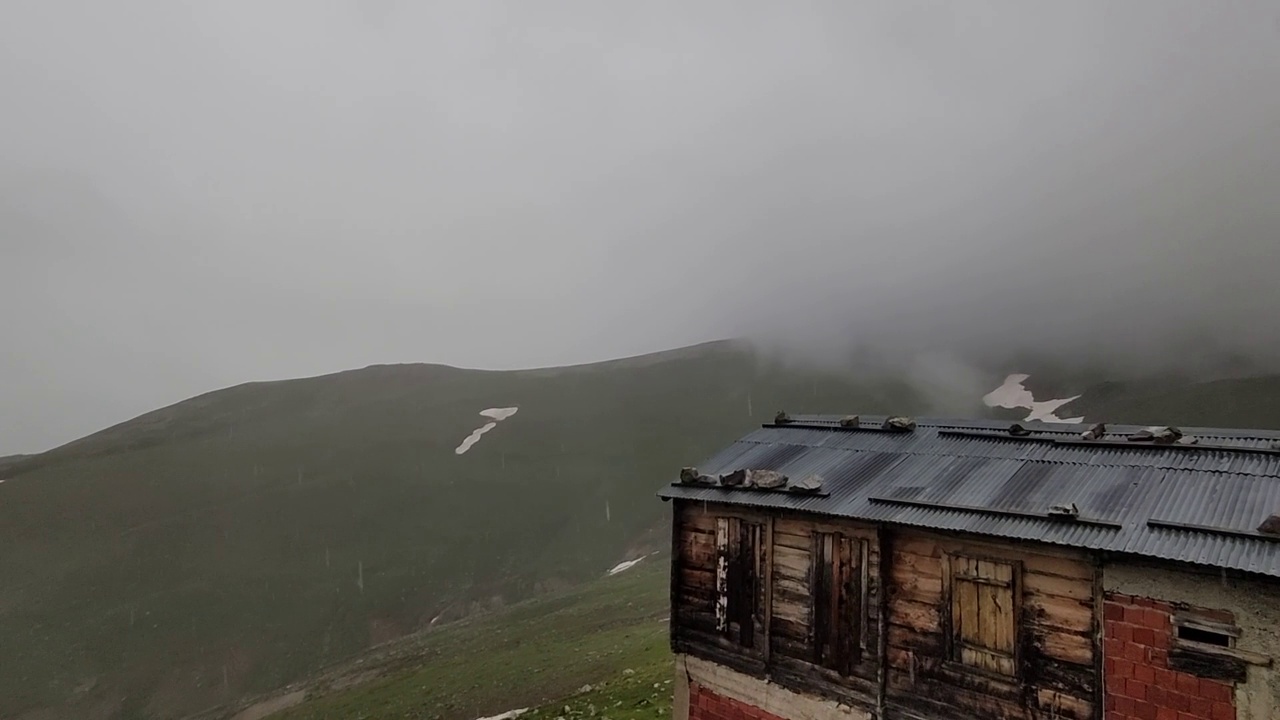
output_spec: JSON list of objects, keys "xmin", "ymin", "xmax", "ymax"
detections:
[
  {"xmin": 454, "ymin": 407, "xmax": 519, "ymax": 455},
  {"xmin": 475, "ymin": 709, "xmax": 528, "ymax": 720},
  {"xmin": 984, "ymin": 374, "xmax": 1085, "ymax": 424},
  {"xmin": 608, "ymin": 558, "xmax": 645, "ymax": 576},
  {"xmin": 479, "ymin": 407, "xmax": 519, "ymax": 422},
  {"xmin": 607, "ymin": 551, "xmax": 660, "ymax": 576}
]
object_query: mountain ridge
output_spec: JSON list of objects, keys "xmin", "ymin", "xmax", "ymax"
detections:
[{"xmin": 4, "ymin": 340, "xmax": 1280, "ymax": 719}]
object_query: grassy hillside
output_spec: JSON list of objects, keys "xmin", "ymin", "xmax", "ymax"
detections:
[
  {"xmin": 0, "ymin": 341, "xmax": 928, "ymax": 720},
  {"xmin": 4, "ymin": 338, "xmax": 1278, "ymax": 720},
  {"xmin": 268, "ymin": 555, "xmax": 670, "ymax": 720}
]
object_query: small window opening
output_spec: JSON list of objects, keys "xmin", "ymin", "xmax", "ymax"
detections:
[{"xmin": 1177, "ymin": 625, "xmax": 1231, "ymax": 647}]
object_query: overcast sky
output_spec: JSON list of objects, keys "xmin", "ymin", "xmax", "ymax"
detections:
[{"xmin": 2, "ymin": 1, "xmax": 1278, "ymax": 453}]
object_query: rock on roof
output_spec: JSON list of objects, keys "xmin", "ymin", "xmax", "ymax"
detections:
[{"xmin": 657, "ymin": 415, "xmax": 1280, "ymax": 579}]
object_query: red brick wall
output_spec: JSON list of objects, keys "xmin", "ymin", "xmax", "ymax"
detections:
[
  {"xmin": 688, "ymin": 682, "xmax": 787, "ymax": 720},
  {"xmin": 1104, "ymin": 592, "xmax": 1236, "ymax": 720}
]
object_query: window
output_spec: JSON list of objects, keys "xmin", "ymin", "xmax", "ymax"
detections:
[
  {"xmin": 812, "ymin": 532, "xmax": 867, "ymax": 675},
  {"xmin": 1173, "ymin": 613, "xmax": 1238, "ymax": 650},
  {"xmin": 948, "ymin": 555, "xmax": 1018, "ymax": 676},
  {"xmin": 715, "ymin": 517, "xmax": 764, "ymax": 648}
]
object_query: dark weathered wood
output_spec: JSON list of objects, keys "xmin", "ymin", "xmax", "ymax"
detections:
[
  {"xmin": 773, "ymin": 544, "xmax": 810, "ymax": 579},
  {"xmin": 773, "ymin": 529, "xmax": 811, "ymax": 551},
  {"xmin": 838, "ymin": 535, "xmax": 861, "ymax": 672},
  {"xmin": 1169, "ymin": 645, "xmax": 1251, "ymax": 682},
  {"xmin": 813, "ymin": 531, "xmax": 833, "ymax": 666},
  {"xmin": 771, "ymin": 617, "xmax": 811, "ymax": 646},
  {"xmin": 1036, "ymin": 688, "xmax": 1092, "ymax": 720},
  {"xmin": 891, "ymin": 598, "xmax": 942, "ymax": 634},
  {"xmin": 1026, "ymin": 594, "xmax": 1092, "ymax": 634},
  {"xmin": 883, "ymin": 529, "xmax": 1095, "ymax": 720},
  {"xmin": 768, "ymin": 657, "xmax": 879, "ymax": 711}
]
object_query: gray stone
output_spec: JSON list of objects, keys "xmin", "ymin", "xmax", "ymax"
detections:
[
  {"xmin": 883, "ymin": 416, "xmax": 916, "ymax": 432},
  {"xmin": 718, "ymin": 469, "xmax": 746, "ymax": 487},
  {"xmin": 745, "ymin": 469, "xmax": 788, "ymax": 489},
  {"xmin": 839, "ymin": 415, "xmax": 860, "ymax": 428},
  {"xmin": 774, "ymin": 411, "xmax": 792, "ymax": 425},
  {"xmin": 1258, "ymin": 515, "xmax": 1280, "ymax": 535},
  {"xmin": 1081, "ymin": 423, "xmax": 1107, "ymax": 441},
  {"xmin": 1008, "ymin": 423, "xmax": 1031, "ymax": 437},
  {"xmin": 679, "ymin": 467, "xmax": 715, "ymax": 485},
  {"xmin": 790, "ymin": 474, "xmax": 824, "ymax": 493},
  {"xmin": 1048, "ymin": 502, "xmax": 1079, "ymax": 518}
]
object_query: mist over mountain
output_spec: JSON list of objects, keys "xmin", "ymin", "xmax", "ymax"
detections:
[{"xmin": 3, "ymin": 1, "xmax": 1280, "ymax": 454}]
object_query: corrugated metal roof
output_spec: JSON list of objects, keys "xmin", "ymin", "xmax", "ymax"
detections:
[{"xmin": 657, "ymin": 415, "xmax": 1280, "ymax": 578}]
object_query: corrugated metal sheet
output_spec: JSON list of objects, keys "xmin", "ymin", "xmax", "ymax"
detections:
[{"xmin": 658, "ymin": 415, "xmax": 1280, "ymax": 579}]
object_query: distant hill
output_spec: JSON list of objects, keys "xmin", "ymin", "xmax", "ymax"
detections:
[
  {"xmin": 2, "ymin": 339, "xmax": 1278, "ymax": 720},
  {"xmin": 0, "ymin": 340, "xmax": 930, "ymax": 719}
]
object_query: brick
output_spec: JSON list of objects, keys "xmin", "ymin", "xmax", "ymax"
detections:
[
  {"xmin": 1127, "ymin": 679, "xmax": 1149, "ymax": 700},
  {"xmin": 1189, "ymin": 697, "xmax": 1214, "ymax": 718},
  {"xmin": 1157, "ymin": 708, "xmax": 1179, "ymax": 720},
  {"xmin": 1116, "ymin": 622, "xmax": 1136, "ymax": 643},
  {"xmin": 1199, "ymin": 679, "xmax": 1233, "ymax": 703},
  {"xmin": 1167, "ymin": 691, "xmax": 1190, "ymax": 713},
  {"xmin": 1210, "ymin": 702, "xmax": 1235, "ymax": 720},
  {"xmin": 1134, "ymin": 662, "xmax": 1155, "ymax": 684},
  {"xmin": 1175, "ymin": 674, "xmax": 1199, "ymax": 696},
  {"xmin": 1117, "ymin": 696, "xmax": 1137, "ymax": 716},
  {"xmin": 1147, "ymin": 686, "xmax": 1167, "ymax": 707},
  {"xmin": 1107, "ymin": 602, "xmax": 1126, "ymax": 622},
  {"xmin": 1107, "ymin": 637, "xmax": 1126, "ymax": 657},
  {"xmin": 1129, "ymin": 642, "xmax": 1150, "ymax": 663},
  {"xmin": 1134, "ymin": 627, "xmax": 1157, "ymax": 647},
  {"xmin": 1136, "ymin": 700, "xmax": 1159, "ymax": 720},
  {"xmin": 1113, "ymin": 658, "xmax": 1135, "ymax": 679},
  {"xmin": 1126, "ymin": 605, "xmax": 1148, "ymax": 623},
  {"xmin": 1146, "ymin": 608, "xmax": 1171, "ymax": 630},
  {"xmin": 1155, "ymin": 668, "xmax": 1177, "ymax": 688},
  {"xmin": 1150, "ymin": 649, "xmax": 1168, "ymax": 667}
]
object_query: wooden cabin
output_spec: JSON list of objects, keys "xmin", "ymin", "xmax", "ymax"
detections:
[{"xmin": 658, "ymin": 416, "xmax": 1280, "ymax": 720}]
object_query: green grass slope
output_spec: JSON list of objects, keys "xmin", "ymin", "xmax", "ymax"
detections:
[
  {"xmin": 271, "ymin": 556, "xmax": 670, "ymax": 720},
  {"xmin": 0, "ymin": 340, "xmax": 925, "ymax": 720}
]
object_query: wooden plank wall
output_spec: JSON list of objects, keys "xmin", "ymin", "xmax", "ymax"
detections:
[
  {"xmin": 670, "ymin": 503, "xmax": 1101, "ymax": 720},
  {"xmin": 769, "ymin": 514, "xmax": 880, "ymax": 707},
  {"xmin": 672, "ymin": 500, "xmax": 769, "ymax": 675},
  {"xmin": 882, "ymin": 529, "xmax": 1097, "ymax": 720}
]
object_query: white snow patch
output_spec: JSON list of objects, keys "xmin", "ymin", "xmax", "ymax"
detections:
[
  {"xmin": 608, "ymin": 558, "xmax": 645, "ymax": 576},
  {"xmin": 480, "ymin": 407, "xmax": 519, "ymax": 421},
  {"xmin": 984, "ymin": 374, "xmax": 1085, "ymax": 424},
  {"xmin": 607, "ymin": 551, "xmax": 660, "ymax": 576},
  {"xmin": 475, "ymin": 709, "xmax": 528, "ymax": 720},
  {"xmin": 454, "ymin": 407, "xmax": 520, "ymax": 455},
  {"xmin": 455, "ymin": 422, "xmax": 498, "ymax": 454}
]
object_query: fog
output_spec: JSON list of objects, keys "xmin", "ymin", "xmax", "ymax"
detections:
[{"xmin": 2, "ymin": 1, "xmax": 1278, "ymax": 453}]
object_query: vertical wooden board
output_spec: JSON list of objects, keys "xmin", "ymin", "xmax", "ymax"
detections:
[
  {"xmin": 733, "ymin": 519, "xmax": 754, "ymax": 648},
  {"xmin": 954, "ymin": 577, "xmax": 980, "ymax": 647},
  {"xmin": 762, "ymin": 518, "xmax": 773, "ymax": 662},
  {"xmin": 976, "ymin": 558, "xmax": 1013, "ymax": 585},
  {"xmin": 715, "ymin": 517, "xmax": 729, "ymax": 633},
  {"xmin": 837, "ymin": 535, "xmax": 859, "ymax": 673},
  {"xmin": 979, "ymin": 582, "xmax": 1014, "ymax": 655},
  {"xmin": 812, "ymin": 532, "xmax": 831, "ymax": 666}
]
